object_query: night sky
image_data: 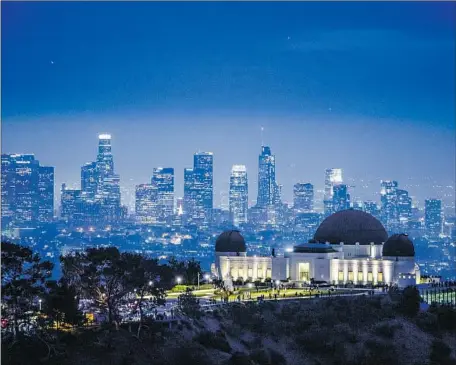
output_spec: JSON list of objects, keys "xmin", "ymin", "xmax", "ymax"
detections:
[{"xmin": 2, "ymin": 2, "xmax": 455, "ymax": 208}]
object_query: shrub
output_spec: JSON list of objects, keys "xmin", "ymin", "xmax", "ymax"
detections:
[
  {"xmin": 396, "ymin": 286, "xmax": 420, "ymax": 317},
  {"xmin": 195, "ymin": 331, "xmax": 231, "ymax": 353},
  {"xmin": 429, "ymin": 305, "xmax": 456, "ymax": 331},
  {"xmin": 374, "ymin": 322, "xmax": 402, "ymax": 338},
  {"xmin": 430, "ymin": 339, "xmax": 452, "ymax": 365},
  {"xmin": 415, "ymin": 312, "xmax": 438, "ymax": 333},
  {"xmin": 364, "ymin": 339, "xmax": 400, "ymax": 365},
  {"xmin": 269, "ymin": 348, "xmax": 287, "ymax": 365},
  {"xmin": 250, "ymin": 349, "xmax": 270, "ymax": 365},
  {"xmin": 229, "ymin": 352, "xmax": 253, "ymax": 365}
]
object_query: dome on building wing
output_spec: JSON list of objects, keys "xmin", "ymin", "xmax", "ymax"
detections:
[
  {"xmin": 313, "ymin": 209, "xmax": 388, "ymax": 245},
  {"xmin": 215, "ymin": 230, "xmax": 246, "ymax": 253},
  {"xmin": 383, "ymin": 233, "xmax": 415, "ymax": 257}
]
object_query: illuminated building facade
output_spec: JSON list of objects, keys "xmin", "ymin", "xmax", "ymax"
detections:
[
  {"xmin": 425, "ymin": 199, "xmax": 442, "ymax": 239},
  {"xmin": 380, "ymin": 180, "xmax": 399, "ymax": 232},
  {"xmin": 229, "ymin": 165, "xmax": 248, "ymax": 227},
  {"xmin": 135, "ymin": 184, "xmax": 158, "ymax": 224},
  {"xmin": 332, "ymin": 184, "xmax": 350, "ymax": 212},
  {"xmin": 152, "ymin": 167, "xmax": 174, "ymax": 223},
  {"xmin": 1, "ymin": 154, "xmax": 54, "ymax": 229},
  {"xmin": 323, "ymin": 168, "xmax": 343, "ymax": 216},
  {"xmin": 214, "ymin": 210, "xmax": 420, "ymax": 288},
  {"xmin": 257, "ymin": 146, "xmax": 278, "ymax": 207},
  {"xmin": 293, "ymin": 182, "xmax": 314, "ymax": 212}
]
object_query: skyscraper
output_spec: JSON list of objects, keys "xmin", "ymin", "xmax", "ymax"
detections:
[
  {"xmin": 60, "ymin": 183, "xmax": 83, "ymax": 225},
  {"xmin": 152, "ymin": 167, "xmax": 174, "ymax": 223},
  {"xmin": 380, "ymin": 180, "xmax": 399, "ymax": 231},
  {"xmin": 425, "ymin": 199, "xmax": 442, "ymax": 239},
  {"xmin": 81, "ymin": 162, "xmax": 98, "ymax": 199},
  {"xmin": 293, "ymin": 183, "xmax": 314, "ymax": 212},
  {"xmin": 1, "ymin": 154, "xmax": 54, "ymax": 229},
  {"xmin": 332, "ymin": 184, "xmax": 350, "ymax": 212},
  {"xmin": 257, "ymin": 146, "xmax": 277, "ymax": 207},
  {"xmin": 38, "ymin": 166, "xmax": 55, "ymax": 223},
  {"xmin": 229, "ymin": 165, "xmax": 248, "ymax": 226},
  {"xmin": 96, "ymin": 134, "xmax": 114, "ymax": 180},
  {"xmin": 135, "ymin": 184, "xmax": 158, "ymax": 224},
  {"xmin": 324, "ymin": 168, "xmax": 342, "ymax": 216},
  {"xmin": 397, "ymin": 189, "xmax": 412, "ymax": 229},
  {"xmin": 364, "ymin": 201, "xmax": 380, "ymax": 219},
  {"xmin": 193, "ymin": 152, "xmax": 213, "ymax": 215}
]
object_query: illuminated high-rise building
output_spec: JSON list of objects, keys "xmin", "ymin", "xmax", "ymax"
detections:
[
  {"xmin": 193, "ymin": 152, "xmax": 213, "ymax": 214},
  {"xmin": 1, "ymin": 154, "xmax": 54, "ymax": 228},
  {"xmin": 135, "ymin": 184, "xmax": 158, "ymax": 224},
  {"xmin": 332, "ymin": 184, "xmax": 350, "ymax": 212},
  {"xmin": 364, "ymin": 201, "xmax": 380, "ymax": 219},
  {"xmin": 38, "ymin": 166, "xmax": 55, "ymax": 223},
  {"xmin": 81, "ymin": 162, "xmax": 98, "ymax": 199},
  {"xmin": 60, "ymin": 183, "xmax": 83, "ymax": 225},
  {"xmin": 257, "ymin": 146, "xmax": 278, "ymax": 207},
  {"xmin": 229, "ymin": 165, "xmax": 248, "ymax": 226},
  {"xmin": 324, "ymin": 168, "xmax": 343, "ymax": 216},
  {"xmin": 152, "ymin": 167, "xmax": 174, "ymax": 223},
  {"xmin": 425, "ymin": 199, "xmax": 442, "ymax": 239},
  {"xmin": 380, "ymin": 180, "xmax": 399, "ymax": 231},
  {"xmin": 397, "ymin": 189, "xmax": 412, "ymax": 229},
  {"xmin": 293, "ymin": 183, "xmax": 314, "ymax": 212},
  {"xmin": 96, "ymin": 134, "xmax": 114, "ymax": 180}
]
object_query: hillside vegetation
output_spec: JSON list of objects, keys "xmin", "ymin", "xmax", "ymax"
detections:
[{"xmin": 3, "ymin": 293, "xmax": 456, "ymax": 365}]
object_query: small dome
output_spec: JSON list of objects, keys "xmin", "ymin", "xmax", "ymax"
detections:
[
  {"xmin": 215, "ymin": 230, "xmax": 246, "ymax": 253},
  {"xmin": 314, "ymin": 209, "xmax": 388, "ymax": 245},
  {"xmin": 383, "ymin": 234, "xmax": 415, "ymax": 257}
]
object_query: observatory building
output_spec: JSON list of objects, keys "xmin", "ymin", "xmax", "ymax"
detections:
[{"xmin": 213, "ymin": 210, "xmax": 420, "ymax": 288}]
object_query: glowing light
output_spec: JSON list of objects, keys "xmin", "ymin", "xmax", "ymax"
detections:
[{"xmin": 99, "ymin": 134, "xmax": 111, "ymax": 139}]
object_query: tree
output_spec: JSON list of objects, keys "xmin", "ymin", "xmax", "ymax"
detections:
[
  {"xmin": 43, "ymin": 279, "xmax": 84, "ymax": 330},
  {"xmin": 398, "ymin": 286, "xmax": 421, "ymax": 317},
  {"xmin": 126, "ymin": 254, "xmax": 169, "ymax": 338},
  {"xmin": 61, "ymin": 247, "xmax": 133, "ymax": 328},
  {"xmin": 177, "ymin": 288, "xmax": 201, "ymax": 318},
  {"xmin": 168, "ymin": 257, "xmax": 202, "ymax": 285},
  {"xmin": 1, "ymin": 242, "xmax": 54, "ymax": 337}
]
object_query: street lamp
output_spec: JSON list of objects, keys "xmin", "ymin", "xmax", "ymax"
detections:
[
  {"xmin": 204, "ymin": 274, "xmax": 210, "ymax": 281},
  {"xmin": 148, "ymin": 280, "xmax": 153, "ymax": 286},
  {"xmin": 176, "ymin": 276, "xmax": 182, "ymax": 284},
  {"xmin": 38, "ymin": 299, "xmax": 42, "ymax": 311}
]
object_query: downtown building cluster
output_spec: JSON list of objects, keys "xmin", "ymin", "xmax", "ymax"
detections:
[{"xmin": 0, "ymin": 133, "xmax": 449, "ymax": 242}]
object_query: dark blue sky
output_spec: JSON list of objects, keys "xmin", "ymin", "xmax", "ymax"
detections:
[{"xmin": 2, "ymin": 2, "xmax": 455, "ymax": 208}]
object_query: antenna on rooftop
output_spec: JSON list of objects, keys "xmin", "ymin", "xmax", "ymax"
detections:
[{"xmin": 261, "ymin": 126, "xmax": 264, "ymax": 147}]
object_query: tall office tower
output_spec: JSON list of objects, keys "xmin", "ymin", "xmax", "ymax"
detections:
[
  {"xmin": 152, "ymin": 167, "xmax": 174, "ymax": 223},
  {"xmin": 380, "ymin": 180, "xmax": 399, "ymax": 231},
  {"xmin": 183, "ymin": 168, "xmax": 204, "ymax": 224},
  {"xmin": 397, "ymin": 189, "xmax": 412, "ymax": 229},
  {"xmin": 257, "ymin": 146, "xmax": 278, "ymax": 207},
  {"xmin": 176, "ymin": 197, "xmax": 184, "ymax": 215},
  {"xmin": 60, "ymin": 184, "xmax": 83, "ymax": 225},
  {"xmin": 229, "ymin": 165, "xmax": 248, "ymax": 227},
  {"xmin": 1, "ymin": 154, "xmax": 15, "ymax": 228},
  {"xmin": 1, "ymin": 154, "xmax": 48, "ymax": 229},
  {"xmin": 293, "ymin": 183, "xmax": 314, "ymax": 212},
  {"xmin": 332, "ymin": 184, "xmax": 349, "ymax": 212},
  {"xmin": 96, "ymin": 134, "xmax": 114, "ymax": 180},
  {"xmin": 81, "ymin": 162, "xmax": 98, "ymax": 199},
  {"xmin": 135, "ymin": 184, "xmax": 158, "ymax": 224},
  {"xmin": 101, "ymin": 174, "xmax": 122, "ymax": 224},
  {"xmin": 425, "ymin": 199, "xmax": 442, "ymax": 239},
  {"xmin": 193, "ymin": 152, "xmax": 213, "ymax": 216},
  {"xmin": 38, "ymin": 166, "xmax": 54, "ymax": 223},
  {"xmin": 323, "ymin": 168, "xmax": 343, "ymax": 216},
  {"xmin": 364, "ymin": 201, "xmax": 380, "ymax": 219}
]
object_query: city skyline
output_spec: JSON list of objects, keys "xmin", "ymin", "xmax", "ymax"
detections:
[{"xmin": 2, "ymin": 1, "xmax": 455, "ymax": 208}]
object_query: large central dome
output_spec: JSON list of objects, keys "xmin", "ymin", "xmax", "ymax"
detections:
[
  {"xmin": 314, "ymin": 209, "xmax": 388, "ymax": 245},
  {"xmin": 215, "ymin": 230, "xmax": 246, "ymax": 253}
]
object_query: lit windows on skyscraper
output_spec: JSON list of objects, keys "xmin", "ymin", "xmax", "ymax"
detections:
[
  {"xmin": 332, "ymin": 184, "xmax": 349, "ymax": 212},
  {"xmin": 1, "ymin": 154, "xmax": 54, "ymax": 229},
  {"xmin": 324, "ymin": 168, "xmax": 343, "ymax": 216},
  {"xmin": 193, "ymin": 152, "xmax": 214, "ymax": 214},
  {"xmin": 293, "ymin": 183, "xmax": 314, "ymax": 212},
  {"xmin": 96, "ymin": 134, "xmax": 114, "ymax": 179},
  {"xmin": 397, "ymin": 189, "xmax": 412, "ymax": 229},
  {"xmin": 229, "ymin": 165, "xmax": 248, "ymax": 227},
  {"xmin": 38, "ymin": 166, "xmax": 55, "ymax": 223},
  {"xmin": 60, "ymin": 183, "xmax": 83, "ymax": 225},
  {"xmin": 380, "ymin": 180, "xmax": 399, "ymax": 231},
  {"xmin": 425, "ymin": 199, "xmax": 442, "ymax": 239},
  {"xmin": 257, "ymin": 146, "xmax": 278, "ymax": 207},
  {"xmin": 135, "ymin": 184, "xmax": 158, "ymax": 224},
  {"xmin": 81, "ymin": 162, "xmax": 98, "ymax": 198},
  {"xmin": 152, "ymin": 167, "xmax": 174, "ymax": 223}
]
